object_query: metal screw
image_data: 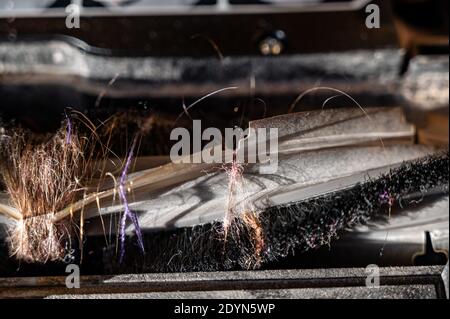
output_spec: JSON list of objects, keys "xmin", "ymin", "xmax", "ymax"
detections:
[{"xmin": 258, "ymin": 30, "xmax": 286, "ymax": 56}]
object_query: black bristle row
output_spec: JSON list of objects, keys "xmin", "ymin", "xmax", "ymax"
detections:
[{"xmin": 105, "ymin": 152, "xmax": 449, "ymax": 273}]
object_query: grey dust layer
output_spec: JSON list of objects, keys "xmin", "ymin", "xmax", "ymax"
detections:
[
  {"xmin": 0, "ymin": 265, "xmax": 443, "ymax": 299},
  {"xmin": 85, "ymin": 144, "xmax": 440, "ymax": 233},
  {"xmin": 2, "ymin": 41, "xmax": 447, "ymax": 111}
]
